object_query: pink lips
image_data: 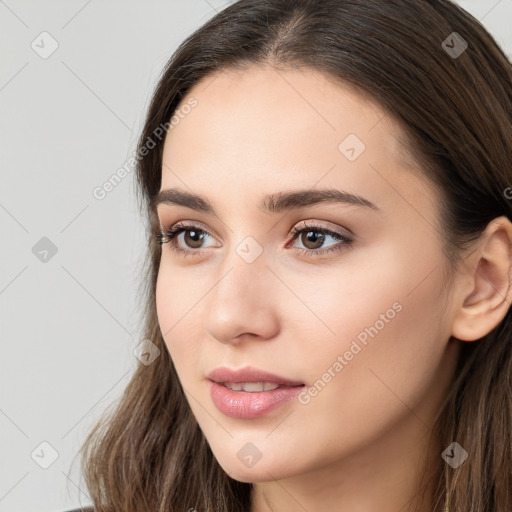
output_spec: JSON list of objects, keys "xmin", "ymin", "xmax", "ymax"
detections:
[{"xmin": 207, "ymin": 366, "xmax": 305, "ymax": 419}]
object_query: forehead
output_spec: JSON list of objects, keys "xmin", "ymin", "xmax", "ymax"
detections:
[
  {"xmin": 160, "ymin": 64, "xmax": 436, "ymax": 220},
  {"xmin": 163, "ymin": 65, "xmax": 411, "ymax": 165},
  {"xmin": 166, "ymin": 64, "xmax": 398, "ymax": 145}
]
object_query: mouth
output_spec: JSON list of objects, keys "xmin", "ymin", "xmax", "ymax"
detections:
[
  {"xmin": 206, "ymin": 365, "xmax": 305, "ymax": 388},
  {"xmin": 219, "ymin": 381, "xmax": 298, "ymax": 392},
  {"xmin": 206, "ymin": 366, "xmax": 306, "ymax": 419}
]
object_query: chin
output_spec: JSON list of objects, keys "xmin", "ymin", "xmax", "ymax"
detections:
[{"xmin": 209, "ymin": 444, "xmax": 298, "ymax": 483}]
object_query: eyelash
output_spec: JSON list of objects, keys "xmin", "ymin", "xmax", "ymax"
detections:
[{"xmin": 156, "ymin": 221, "xmax": 354, "ymax": 258}]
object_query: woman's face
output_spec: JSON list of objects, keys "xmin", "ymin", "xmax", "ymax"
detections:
[{"xmin": 155, "ymin": 64, "xmax": 460, "ymax": 483}]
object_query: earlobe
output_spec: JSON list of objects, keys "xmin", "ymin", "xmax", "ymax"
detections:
[{"xmin": 451, "ymin": 216, "xmax": 512, "ymax": 342}]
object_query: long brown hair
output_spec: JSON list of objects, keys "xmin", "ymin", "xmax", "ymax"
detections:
[{"xmin": 77, "ymin": 1, "xmax": 512, "ymax": 511}]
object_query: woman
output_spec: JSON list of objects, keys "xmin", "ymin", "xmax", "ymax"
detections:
[{"xmin": 74, "ymin": 1, "xmax": 512, "ymax": 511}]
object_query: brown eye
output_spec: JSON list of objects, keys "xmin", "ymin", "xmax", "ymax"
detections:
[
  {"xmin": 156, "ymin": 223, "xmax": 218, "ymax": 256},
  {"xmin": 300, "ymin": 230, "xmax": 326, "ymax": 250},
  {"xmin": 182, "ymin": 229, "xmax": 207, "ymax": 249},
  {"xmin": 289, "ymin": 222, "xmax": 354, "ymax": 257}
]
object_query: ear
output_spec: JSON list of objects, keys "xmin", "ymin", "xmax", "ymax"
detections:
[{"xmin": 451, "ymin": 216, "xmax": 512, "ymax": 342}]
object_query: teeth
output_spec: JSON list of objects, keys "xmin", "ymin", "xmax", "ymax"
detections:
[{"xmin": 223, "ymin": 382, "xmax": 280, "ymax": 392}]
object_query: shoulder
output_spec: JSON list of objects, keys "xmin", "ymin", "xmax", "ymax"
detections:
[{"xmin": 62, "ymin": 508, "xmax": 94, "ymax": 512}]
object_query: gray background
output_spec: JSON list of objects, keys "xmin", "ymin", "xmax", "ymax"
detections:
[{"xmin": 0, "ymin": 1, "xmax": 510, "ymax": 511}]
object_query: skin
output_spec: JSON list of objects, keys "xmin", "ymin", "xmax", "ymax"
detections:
[{"xmin": 154, "ymin": 64, "xmax": 512, "ymax": 512}]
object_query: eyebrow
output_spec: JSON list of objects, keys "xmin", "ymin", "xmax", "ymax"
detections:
[{"xmin": 152, "ymin": 187, "xmax": 382, "ymax": 215}]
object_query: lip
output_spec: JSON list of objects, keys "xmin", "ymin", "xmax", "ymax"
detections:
[
  {"xmin": 207, "ymin": 366, "xmax": 304, "ymax": 387},
  {"xmin": 207, "ymin": 366, "xmax": 305, "ymax": 419}
]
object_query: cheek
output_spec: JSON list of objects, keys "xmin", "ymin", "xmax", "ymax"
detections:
[
  {"xmin": 155, "ymin": 258, "xmax": 208, "ymax": 329},
  {"xmin": 295, "ymin": 241, "xmax": 449, "ymax": 440},
  {"xmin": 155, "ymin": 266, "xmax": 176, "ymax": 331},
  {"xmin": 155, "ymin": 264, "xmax": 205, "ymax": 374}
]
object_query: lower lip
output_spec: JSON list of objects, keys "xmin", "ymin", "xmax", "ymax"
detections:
[{"xmin": 209, "ymin": 381, "xmax": 304, "ymax": 419}]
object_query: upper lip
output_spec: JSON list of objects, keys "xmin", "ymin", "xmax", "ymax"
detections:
[{"xmin": 207, "ymin": 366, "xmax": 305, "ymax": 387}]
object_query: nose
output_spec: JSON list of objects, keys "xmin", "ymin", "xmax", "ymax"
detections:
[{"xmin": 203, "ymin": 253, "xmax": 281, "ymax": 345}]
